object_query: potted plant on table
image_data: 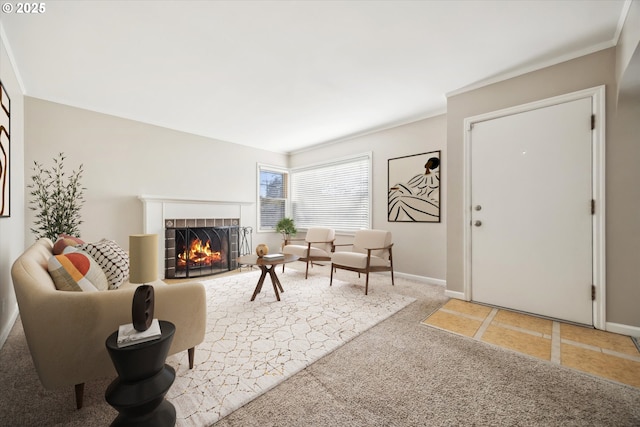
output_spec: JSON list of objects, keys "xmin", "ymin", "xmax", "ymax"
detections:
[
  {"xmin": 28, "ymin": 152, "xmax": 86, "ymax": 241},
  {"xmin": 275, "ymin": 217, "xmax": 297, "ymax": 246}
]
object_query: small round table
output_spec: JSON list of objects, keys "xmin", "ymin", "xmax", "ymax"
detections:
[
  {"xmin": 105, "ymin": 320, "xmax": 176, "ymax": 427},
  {"xmin": 237, "ymin": 254, "xmax": 299, "ymax": 301}
]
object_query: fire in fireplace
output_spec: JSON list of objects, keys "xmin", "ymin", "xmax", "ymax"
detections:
[
  {"xmin": 177, "ymin": 236, "xmax": 222, "ymax": 268},
  {"xmin": 165, "ymin": 219, "xmax": 240, "ymax": 279}
]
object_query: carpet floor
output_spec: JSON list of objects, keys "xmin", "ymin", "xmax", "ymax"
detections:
[{"xmin": 1, "ymin": 263, "xmax": 639, "ymax": 426}]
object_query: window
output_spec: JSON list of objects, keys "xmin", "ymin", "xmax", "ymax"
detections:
[
  {"xmin": 291, "ymin": 153, "xmax": 371, "ymax": 232},
  {"xmin": 258, "ymin": 165, "xmax": 289, "ymax": 231}
]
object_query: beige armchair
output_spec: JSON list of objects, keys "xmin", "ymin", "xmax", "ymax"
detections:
[
  {"xmin": 282, "ymin": 227, "xmax": 335, "ymax": 278},
  {"xmin": 330, "ymin": 229, "xmax": 394, "ymax": 295},
  {"xmin": 10, "ymin": 238, "xmax": 207, "ymax": 409}
]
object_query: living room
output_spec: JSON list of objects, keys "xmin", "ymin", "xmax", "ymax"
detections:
[{"xmin": 1, "ymin": 1, "xmax": 639, "ymax": 425}]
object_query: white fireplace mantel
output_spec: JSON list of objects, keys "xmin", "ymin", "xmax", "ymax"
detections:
[
  {"xmin": 139, "ymin": 195, "xmax": 254, "ymax": 278},
  {"xmin": 139, "ymin": 195, "xmax": 254, "ymax": 206}
]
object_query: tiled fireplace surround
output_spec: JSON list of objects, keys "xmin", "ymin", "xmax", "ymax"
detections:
[
  {"xmin": 164, "ymin": 217, "xmax": 240, "ymax": 279},
  {"xmin": 139, "ymin": 195, "xmax": 253, "ymax": 279}
]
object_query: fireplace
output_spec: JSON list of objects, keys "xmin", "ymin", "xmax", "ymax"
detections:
[{"xmin": 165, "ymin": 218, "xmax": 240, "ymax": 279}]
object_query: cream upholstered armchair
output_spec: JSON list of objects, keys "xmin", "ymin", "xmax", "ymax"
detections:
[
  {"xmin": 11, "ymin": 238, "xmax": 207, "ymax": 409},
  {"xmin": 330, "ymin": 229, "xmax": 394, "ymax": 295},
  {"xmin": 282, "ymin": 227, "xmax": 335, "ymax": 279}
]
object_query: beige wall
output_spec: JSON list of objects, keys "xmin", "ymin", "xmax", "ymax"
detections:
[
  {"xmin": 608, "ymin": 1, "xmax": 640, "ymax": 329},
  {"xmin": 607, "ymin": 3, "xmax": 639, "ymax": 328},
  {"xmin": 608, "ymin": 73, "xmax": 640, "ymax": 327},
  {"xmin": 24, "ymin": 98, "xmax": 288, "ymax": 250},
  {"xmin": 290, "ymin": 114, "xmax": 447, "ymax": 282},
  {"xmin": 447, "ymin": 47, "xmax": 640, "ymax": 329},
  {"xmin": 0, "ymin": 35, "xmax": 25, "ymax": 347}
]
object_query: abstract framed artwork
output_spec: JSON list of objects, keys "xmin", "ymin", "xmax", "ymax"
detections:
[
  {"xmin": 0, "ymin": 80, "xmax": 9, "ymax": 217},
  {"xmin": 388, "ymin": 150, "xmax": 440, "ymax": 223}
]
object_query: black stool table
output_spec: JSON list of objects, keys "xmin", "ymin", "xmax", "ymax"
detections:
[{"xmin": 105, "ymin": 320, "xmax": 176, "ymax": 427}]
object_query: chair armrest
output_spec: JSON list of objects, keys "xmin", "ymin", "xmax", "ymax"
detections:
[
  {"xmin": 283, "ymin": 238, "xmax": 305, "ymax": 246},
  {"xmin": 153, "ymin": 282, "xmax": 207, "ymax": 354},
  {"xmin": 17, "ymin": 281, "xmax": 206, "ymax": 389},
  {"xmin": 331, "ymin": 242, "xmax": 353, "ymax": 253},
  {"xmin": 364, "ymin": 243, "xmax": 394, "ymax": 251}
]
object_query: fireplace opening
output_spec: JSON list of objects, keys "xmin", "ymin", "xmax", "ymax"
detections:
[{"xmin": 165, "ymin": 223, "xmax": 240, "ymax": 279}]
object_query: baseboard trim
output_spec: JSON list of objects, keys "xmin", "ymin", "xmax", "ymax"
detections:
[
  {"xmin": 394, "ymin": 272, "xmax": 446, "ymax": 287},
  {"xmin": 444, "ymin": 289, "xmax": 466, "ymax": 300},
  {"xmin": 605, "ymin": 321, "xmax": 640, "ymax": 337},
  {"xmin": 0, "ymin": 304, "xmax": 18, "ymax": 351}
]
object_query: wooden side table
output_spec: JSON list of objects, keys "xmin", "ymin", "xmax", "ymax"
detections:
[
  {"xmin": 105, "ymin": 320, "xmax": 176, "ymax": 426},
  {"xmin": 236, "ymin": 254, "xmax": 299, "ymax": 301}
]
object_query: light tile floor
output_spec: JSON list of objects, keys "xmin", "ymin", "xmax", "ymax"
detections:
[{"xmin": 423, "ymin": 299, "xmax": 640, "ymax": 388}]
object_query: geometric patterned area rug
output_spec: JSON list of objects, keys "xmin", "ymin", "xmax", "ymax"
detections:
[
  {"xmin": 422, "ymin": 299, "xmax": 640, "ymax": 389},
  {"xmin": 166, "ymin": 267, "xmax": 415, "ymax": 426}
]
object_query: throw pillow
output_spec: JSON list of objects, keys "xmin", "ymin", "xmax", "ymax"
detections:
[
  {"xmin": 80, "ymin": 239, "xmax": 129, "ymax": 290},
  {"xmin": 48, "ymin": 250, "xmax": 109, "ymax": 292},
  {"xmin": 52, "ymin": 234, "xmax": 85, "ymax": 255}
]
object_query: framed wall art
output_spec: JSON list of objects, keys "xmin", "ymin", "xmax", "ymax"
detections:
[
  {"xmin": 0, "ymin": 80, "xmax": 10, "ymax": 217},
  {"xmin": 388, "ymin": 150, "xmax": 440, "ymax": 223}
]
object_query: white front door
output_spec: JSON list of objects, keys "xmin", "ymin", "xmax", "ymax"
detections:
[{"xmin": 470, "ymin": 97, "xmax": 593, "ymax": 325}]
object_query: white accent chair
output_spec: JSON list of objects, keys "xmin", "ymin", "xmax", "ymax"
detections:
[
  {"xmin": 282, "ymin": 227, "xmax": 335, "ymax": 279},
  {"xmin": 330, "ymin": 229, "xmax": 394, "ymax": 295}
]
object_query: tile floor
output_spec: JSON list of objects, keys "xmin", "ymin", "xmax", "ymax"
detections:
[{"xmin": 423, "ymin": 299, "xmax": 640, "ymax": 388}]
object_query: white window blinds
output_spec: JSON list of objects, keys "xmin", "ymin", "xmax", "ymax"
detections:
[{"xmin": 291, "ymin": 153, "xmax": 371, "ymax": 232}]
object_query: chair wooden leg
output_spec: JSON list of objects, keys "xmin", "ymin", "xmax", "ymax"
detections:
[
  {"xmin": 305, "ymin": 259, "xmax": 310, "ymax": 279},
  {"xmin": 389, "ymin": 249, "xmax": 395, "ymax": 286},
  {"xmin": 75, "ymin": 383, "xmax": 84, "ymax": 409},
  {"xmin": 188, "ymin": 347, "xmax": 195, "ymax": 369},
  {"xmin": 365, "ymin": 273, "xmax": 369, "ymax": 295},
  {"xmin": 330, "ymin": 264, "xmax": 334, "ymax": 286}
]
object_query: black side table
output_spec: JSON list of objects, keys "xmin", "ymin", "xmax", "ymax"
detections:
[{"xmin": 105, "ymin": 320, "xmax": 176, "ymax": 427}]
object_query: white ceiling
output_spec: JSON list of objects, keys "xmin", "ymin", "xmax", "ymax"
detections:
[{"xmin": 0, "ymin": 0, "xmax": 628, "ymax": 153}]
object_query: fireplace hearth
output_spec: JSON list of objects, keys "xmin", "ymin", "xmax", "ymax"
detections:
[{"xmin": 165, "ymin": 218, "xmax": 241, "ymax": 279}]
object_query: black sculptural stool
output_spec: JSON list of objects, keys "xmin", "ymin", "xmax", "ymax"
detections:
[{"xmin": 105, "ymin": 321, "xmax": 176, "ymax": 427}]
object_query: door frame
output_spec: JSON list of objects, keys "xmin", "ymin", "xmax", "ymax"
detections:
[{"xmin": 462, "ymin": 85, "xmax": 606, "ymax": 330}]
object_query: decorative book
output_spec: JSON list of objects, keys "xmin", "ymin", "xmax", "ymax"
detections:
[
  {"xmin": 262, "ymin": 253, "xmax": 285, "ymax": 260},
  {"xmin": 117, "ymin": 318, "xmax": 161, "ymax": 348}
]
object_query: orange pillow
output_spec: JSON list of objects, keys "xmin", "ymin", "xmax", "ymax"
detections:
[{"xmin": 52, "ymin": 234, "xmax": 85, "ymax": 255}]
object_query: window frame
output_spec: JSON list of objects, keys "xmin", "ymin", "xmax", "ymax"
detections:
[{"xmin": 257, "ymin": 163, "xmax": 290, "ymax": 233}]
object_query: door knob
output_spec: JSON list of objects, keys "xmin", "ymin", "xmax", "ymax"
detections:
[{"xmin": 474, "ymin": 220, "xmax": 482, "ymax": 227}]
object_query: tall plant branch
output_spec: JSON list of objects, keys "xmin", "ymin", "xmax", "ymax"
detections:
[{"xmin": 28, "ymin": 153, "xmax": 86, "ymax": 241}]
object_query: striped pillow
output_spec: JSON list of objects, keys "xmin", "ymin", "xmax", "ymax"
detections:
[{"xmin": 48, "ymin": 250, "xmax": 109, "ymax": 292}]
